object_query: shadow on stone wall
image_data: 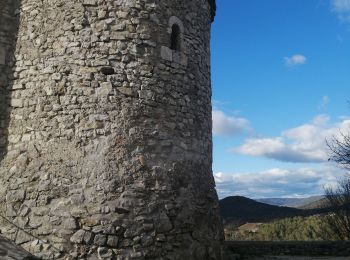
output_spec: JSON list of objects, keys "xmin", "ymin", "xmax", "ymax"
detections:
[{"xmin": 0, "ymin": 0, "xmax": 21, "ymax": 163}]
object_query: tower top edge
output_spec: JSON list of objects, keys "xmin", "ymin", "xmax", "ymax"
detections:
[{"xmin": 208, "ymin": 0, "xmax": 216, "ymax": 22}]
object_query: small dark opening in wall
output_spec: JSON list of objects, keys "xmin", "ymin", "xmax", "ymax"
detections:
[{"xmin": 170, "ymin": 24, "xmax": 181, "ymax": 51}]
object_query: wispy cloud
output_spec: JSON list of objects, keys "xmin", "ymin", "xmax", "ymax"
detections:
[
  {"xmin": 234, "ymin": 115, "xmax": 350, "ymax": 163},
  {"xmin": 214, "ymin": 166, "xmax": 346, "ymax": 199},
  {"xmin": 284, "ymin": 54, "xmax": 307, "ymax": 67},
  {"xmin": 212, "ymin": 110, "xmax": 250, "ymax": 136},
  {"xmin": 331, "ymin": 0, "xmax": 350, "ymax": 22},
  {"xmin": 318, "ymin": 95, "xmax": 330, "ymax": 110}
]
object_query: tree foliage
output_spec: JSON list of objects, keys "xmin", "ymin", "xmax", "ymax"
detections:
[
  {"xmin": 324, "ymin": 177, "xmax": 350, "ymax": 240},
  {"xmin": 325, "ymin": 129, "xmax": 350, "ymax": 240},
  {"xmin": 327, "ymin": 132, "xmax": 350, "ymax": 170}
]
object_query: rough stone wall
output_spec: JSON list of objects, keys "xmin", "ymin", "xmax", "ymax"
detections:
[{"xmin": 0, "ymin": 0, "xmax": 223, "ymax": 259}]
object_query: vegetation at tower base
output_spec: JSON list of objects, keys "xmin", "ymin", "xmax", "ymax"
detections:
[{"xmin": 0, "ymin": 0, "xmax": 224, "ymax": 259}]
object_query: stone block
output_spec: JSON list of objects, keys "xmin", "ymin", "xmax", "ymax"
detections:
[
  {"xmin": 94, "ymin": 234, "xmax": 107, "ymax": 246},
  {"xmin": 83, "ymin": 231, "xmax": 94, "ymax": 245},
  {"xmin": 6, "ymin": 190, "xmax": 25, "ymax": 203},
  {"xmin": 82, "ymin": 0, "xmax": 97, "ymax": 6},
  {"xmin": 107, "ymin": 236, "xmax": 119, "ymax": 247},
  {"xmin": 63, "ymin": 217, "xmax": 78, "ymax": 230},
  {"xmin": 70, "ymin": 230, "xmax": 85, "ymax": 244},
  {"xmin": 0, "ymin": 47, "xmax": 5, "ymax": 65},
  {"xmin": 155, "ymin": 212, "xmax": 173, "ymax": 233},
  {"xmin": 97, "ymin": 247, "xmax": 113, "ymax": 259},
  {"xmin": 160, "ymin": 46, "xmax": 173, "ymax": 61},
  {"xmin": 10, "ymin": 99, "xmax": 23, "ymax": 108},
  {"xmin": 97, "ymin": 82, "xmax": 112, "ymax": 96}
]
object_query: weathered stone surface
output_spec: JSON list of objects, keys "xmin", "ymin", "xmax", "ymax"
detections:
[
  {"xmin": 70, "ymin": 230, "xmax": 85, "ymax": 244},
  {"xmin": 155, "ymin": 212, "xmax": 173, "ymax": 233},
  {"xmin": 0, "ymin": 47, "xmax": 5, "ymax": 65},
  {"xmin": 83, "ymin": 231, "xmax": 94, "ymax": 245},
  {"xmin": 97, "ymin": 247, "xmax": 113, "ymax": 259},
  {"xmin": 160, "ymin": 46, "xmax": 173, "ymax": 61},
  {"xmin": 0, "ymin": 0, "xmax": 223, "ymax": 259},
  {"xmin": 94, "ymin": 234, "xmax": 107, "ymax": 246},
  {"xmin": 63, "ymin": 217, "xmax": 78, "ymax": 230},
  {"xmin": 106, "ymin": 235, "xmax": 119, "ymax": 247},
  {"xmin": 6, "ymin": 190, "xmax": 25, "ymax": 203}
]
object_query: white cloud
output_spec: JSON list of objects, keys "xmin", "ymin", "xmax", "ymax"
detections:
[
  {"xmin": 234, "ymin": 115, "xmax": 350, "ymax": 163},
  {"xmin": 332, "ymin": 0, "xmax": 350, "ymax": 12},
  {"xmin": 212, "ymin": 110, "xmax": 250, "ymax": 136},
  {"xmin": 214, "ymin": 166, "xmax": 347, "ymax": 199},
  {"xmin": 331, "ymin": 0, "xmax": 350, "ymax": 22},
  {"xmin": 284, "ymin": 54, "xmax": 307, "ymax": 67}
]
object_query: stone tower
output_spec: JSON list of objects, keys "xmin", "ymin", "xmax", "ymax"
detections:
[{"xmin": 0, "ymin": 0, "xmax": 223, "ymax": 259}]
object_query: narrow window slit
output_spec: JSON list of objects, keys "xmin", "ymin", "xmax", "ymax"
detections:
[{"xmin": 170, "ymin": 24, "xmax": 181, "ymax": 51}]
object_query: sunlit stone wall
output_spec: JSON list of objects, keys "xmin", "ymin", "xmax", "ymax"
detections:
[{"xmin": 0, "ymin": 0, "xmax": 223, "ymax": 259}]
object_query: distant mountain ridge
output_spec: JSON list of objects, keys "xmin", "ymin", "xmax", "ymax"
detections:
[
  {"xmin": 298, "ymin": 197, "xmax": 329, "ymax": 209},
  {"xmin": 256, "ymin": 196, "xmax": 324, "ymax": 208},
  {"xmin": 219, "ymin": 196, "xmax": 330, "ymax": 226},
  {"xmin": 220, "ymin": 196, "xmax": 305, "ymax": 224}
]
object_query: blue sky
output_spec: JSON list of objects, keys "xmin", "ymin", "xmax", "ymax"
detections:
[{"xmin": 211, "ymin": 0, "xmax": 350, "ymax": 199}]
